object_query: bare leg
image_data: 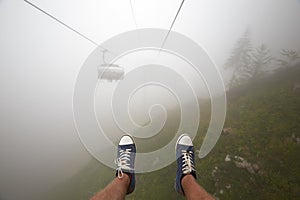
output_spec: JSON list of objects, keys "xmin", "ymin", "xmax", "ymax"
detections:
[
  {"xmin": 90, "ymin": 174, "xmax": 130, "ymax": 200},
  {"xmin": 182, "ymin": 175, "xmax": 214, "ymax": 200}
]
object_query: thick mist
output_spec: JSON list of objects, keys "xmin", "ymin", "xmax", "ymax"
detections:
[{"xmin": 0, "ymin": 0, "xmax": 299, "ymax": 199}]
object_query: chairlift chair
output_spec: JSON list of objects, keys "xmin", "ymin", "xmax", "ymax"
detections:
[
  {"xmin": 98, "ymin": 63, "xmax": 124, "ymax": 81},
  {"xmin": 98, "ymin": 50, "xmax": 125, "ymax": 81}
]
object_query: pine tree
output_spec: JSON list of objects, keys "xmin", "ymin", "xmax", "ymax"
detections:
[
  {"xmin": 225, "ymin": 29, "xmax": 253, "ymax": 88},
  {"xmin": 277, "ymin": 49, "xmax": 300, "ymax": 67},
  {"xmin": 251, "ymin": 44, "xmax": 272, "ymax": 78}
]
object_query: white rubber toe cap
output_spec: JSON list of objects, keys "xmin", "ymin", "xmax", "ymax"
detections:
[
  {"xmin": 119, "ymin": 135, "xmax": 134, "ymax": 145},
  {"xmin": 177, "ymin": 134, "xmax": 193, "ymax": 146}
]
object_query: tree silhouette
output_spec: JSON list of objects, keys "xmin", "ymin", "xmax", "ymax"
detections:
[
  {"xmin": 251, "ymin": 44, "xmax": 273, "ymax": 78},
  {"xmin": 277, "ymin": 49, "xmax": 300, "ymax": 67},
  {"xmin": 225, "ymin": 29, "xmax": 253, "ymax": 88}
]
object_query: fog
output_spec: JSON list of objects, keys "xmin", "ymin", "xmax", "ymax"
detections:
[{"xmin": 0, "ymin": 0, "xmax": 300, "ymax": 199}]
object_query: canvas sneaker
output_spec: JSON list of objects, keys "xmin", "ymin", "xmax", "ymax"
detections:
[
  {"xmin": 175, "ymin": 134, "xmax": 197, "ymax": 195},
  {"xmin": 115, "ymin": 135, "xmax": 136, "ymax": 194}
]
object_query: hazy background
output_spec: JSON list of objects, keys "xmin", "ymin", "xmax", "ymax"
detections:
[{"xmin": 0, "ymin": 0, "xmax": 300, "ymax": 199}]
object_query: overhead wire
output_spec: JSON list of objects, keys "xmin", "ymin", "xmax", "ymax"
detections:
[
  {"xmin": 23, "ymin": 0, "xmax": 111, "ymax": 53},
  {"xmin": 159, "ymin": 0, "xmax": 185, "ymax": 51},
  {"xmin": 129, "ymin": 0, "xmax": 138, "ymax": 30},
  {"xmin": 24, "ymin": 0, "xmax": 185, "ymax": 56}
]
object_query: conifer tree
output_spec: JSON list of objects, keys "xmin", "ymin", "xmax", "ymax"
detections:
[
  {"xmin": 225, "ymin": 30, "xmax": 253, "ymax": 88},
  {"xmin": 251, "ymin": 44, "xmax": 272, "ymax": 78}
]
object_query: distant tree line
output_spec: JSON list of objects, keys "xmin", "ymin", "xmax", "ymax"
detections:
[{"xmin": 225, "ymin": 29, "xmax": 300, "ymax": 89}]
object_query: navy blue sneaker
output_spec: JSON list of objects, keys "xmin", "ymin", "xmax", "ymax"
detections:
[
  {"xmin": 115, "ymin": 135, "xmax": 136, "ymax": 194},
  {"xmin": 175, "ymin": 134, "xmax": 197, "ymax": 195}
]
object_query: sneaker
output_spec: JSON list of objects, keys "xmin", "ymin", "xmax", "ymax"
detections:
[
  {"xmin": 115, "ymin": 135, "xmax": 136, "ymax": 194},
  {"xmin": 175, "ymin": 134, "xmax": 197, "ymax": 195}
]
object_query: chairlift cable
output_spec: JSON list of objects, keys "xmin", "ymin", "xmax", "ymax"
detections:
[
  {"xmin": 159, "ymin": 0, "xmax": 185, "ymax": 51},
  {"xmin": 23, "ymin": 0, "xmax": 111, "ymax": 53},
  {"xmin": 129, "ymin": 0, "xmax": 138, "ymax": 29}
]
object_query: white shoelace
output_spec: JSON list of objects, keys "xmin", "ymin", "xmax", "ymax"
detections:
[
  {"xmin": 115, "ymin": 148, "xmax": 132, "ymax": 179},
  {"xmin": 181, "ymin": 150, "xmax": 195, "ymax": 174}
]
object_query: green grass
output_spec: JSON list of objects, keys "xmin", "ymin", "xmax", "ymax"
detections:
[{"xmin": 49, "ymin": 65, "xmax": 300, "ymax": 199}]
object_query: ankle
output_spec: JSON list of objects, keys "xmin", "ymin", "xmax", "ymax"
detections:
[
  {"xmin": 117, "ymin": 173, "xmax": 130, "ymax": 187},
  {"xmin": 181, "ymin": 174, "xmax": 195, "ymax": 186}
]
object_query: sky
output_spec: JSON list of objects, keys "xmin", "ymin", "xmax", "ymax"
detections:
[{"xmin": 0, "ymin": 0, "xmax": 300, "ymax": 199}]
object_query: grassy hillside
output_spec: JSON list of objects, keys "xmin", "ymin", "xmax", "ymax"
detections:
[
  {"xmin": 196, "ymin": 65, "xmax": 300, "ymax": 199},
  {"xmin": 49, "ymin": 65, "xmax": 300, "ymax": 199}
]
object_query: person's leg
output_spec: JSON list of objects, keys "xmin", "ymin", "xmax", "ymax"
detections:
[
  {"xmin": 90, "ymin": 175, "xmax": 130, "ymax": 200},
  {"xmin": 90, "ymin": 135, "xmax": 136, "ymax": 200},
  {"xmin": 181, "ymin": 174, "xmax": 214, "ymax": 200},
  {"xmin": 175, "ymin": 134, "xmax": 214, "ymax": 200}
]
